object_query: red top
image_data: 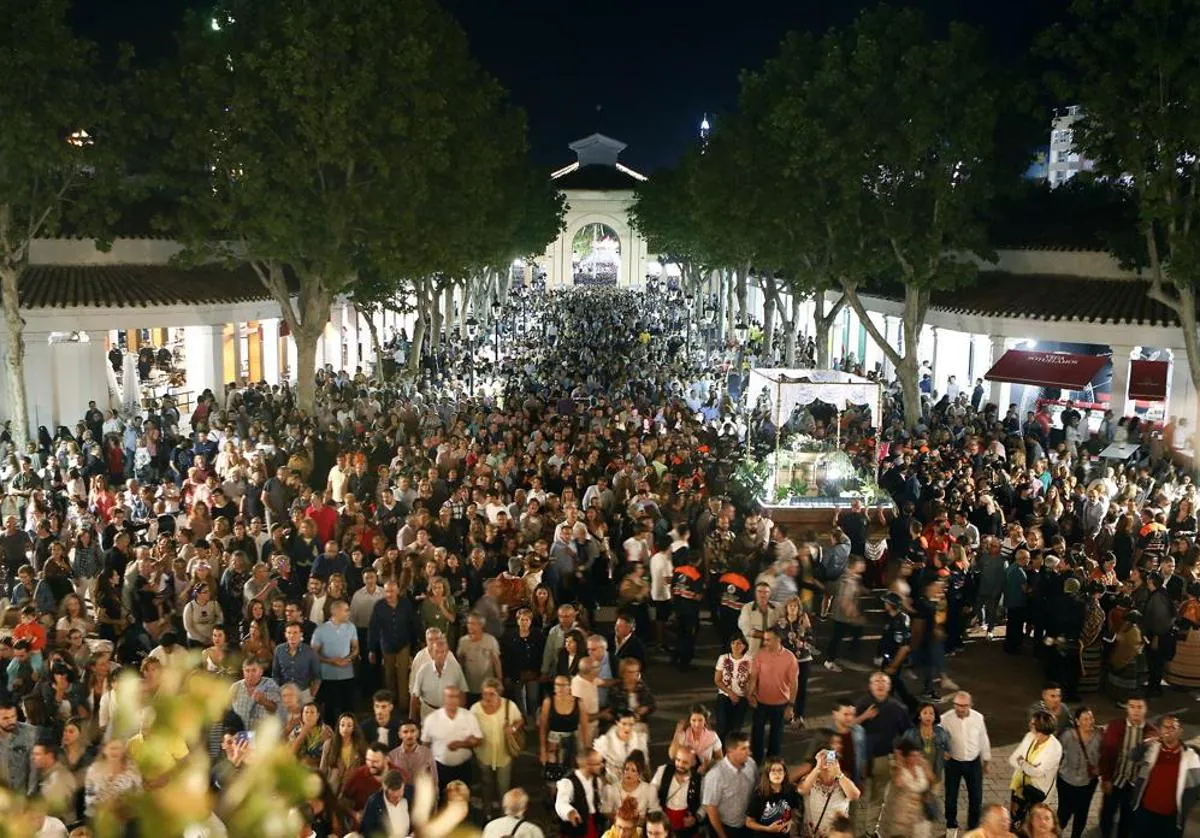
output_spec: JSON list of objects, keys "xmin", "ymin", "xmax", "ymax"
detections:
[
  {"xmin": 306, "ymin": 504, "xmax": 339, "ymax": 545},
  {"xmin": 1142, "ymin": 746, "xmax": 1182, "ymax": 816},
  {"xmin": 13, "ymin": 620, "xmax": 47, "ymax": 652}
]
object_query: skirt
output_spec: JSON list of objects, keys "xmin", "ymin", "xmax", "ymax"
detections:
[
  {"xmin": 1107, "ymin": 654, "xmax": 1148, "ymax": 701},
  {"xmin": 1079, "ymin": 641, "xmax": 1103, "ymax": 694}
]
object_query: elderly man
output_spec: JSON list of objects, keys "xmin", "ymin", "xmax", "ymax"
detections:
[
  {"xmin": 738, "ymin": 582, "xmax": 782, "ymax": 656},
  {"xmin": 409, "ymin": 638, "xmax": 468, "ymax": 721},
  {"xmin": 420, "ymin": 686, "xmax": 482, "ymax": 792},
  {"xmin": 483, "ymin": 787, "xmax": 545, "ymax": 838},
  {"xmin": 228, "ymin": 658, "xmax": 283, "ymax": 730},
  {"xmin": 941, "ymin": 690, "xmax": 992, "ymax": 836}
]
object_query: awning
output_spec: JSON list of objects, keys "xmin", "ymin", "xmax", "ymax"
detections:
[
  {"xmin": 984, "ymin": 349, "xmax": 1108, "ymax": 390},
  {"xmin": 1128, "ymin": 359, "xmax": 1168, "ymax": 401}
]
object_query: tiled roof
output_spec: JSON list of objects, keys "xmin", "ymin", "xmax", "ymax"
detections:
[
  {"xmin": 552, "ymin": 164, "xmax": 642, "ymax": 191},
  {"xmin": 873, "ymin": 271, "xmax": 1184, "ymax": 327},
  {"xmin": 9, "ymin": 264, "xmax": 275, "ymax": 309}
]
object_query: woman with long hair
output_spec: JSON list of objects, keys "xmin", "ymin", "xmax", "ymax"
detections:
[
  {"xmin": 93, "ymin": 569, "xmax": 127, "ymax": 644},
  {"xmin": 776, "ymin": 595, "xmax": 815, "ymax": 727},
  {"xmin": 530, "ymin": 583, "xmax": 556, "ymax": 633},
  {"xmin": 84, "ymin": 739, "xmax": 142, "ymax": 818},
  {"xmin": 603, "ymin": 750, "xmax": 657, "ymax": 821},
  {"xmin": 1054, "ymin": 706, "xmax": 1100, "ymax": 838},
  {"xmin": 556, "ymin": 629, "xmax": 587, "ymax": 678},
  {"xmin": 745, "ymin": 757, "xmax": 801, "ymax": 833},
  {"xmin": 420, "ymin": 576, "xmax": 458, "ymax": 645},
  {"xmin": 319, "ymin": 712, "xmax": 367, "ymax": 795},
  {"xmin": 1077, "ymin": 583, "xmax": 1106, "ymax": 694},
  {"xmin": 900, "ymin": 701, "xmax": 950, "ymax": 786},
  {"xmin": 668, "ymin": 705, "xmax": 723, "ymax": 774},
  {"xmin": 1021, "ymin": 802, "xmax": 1062, "ymax": 838},
  {"xmin": 56, "ymin": 593, "xmax": 93, "ymax": 647}
]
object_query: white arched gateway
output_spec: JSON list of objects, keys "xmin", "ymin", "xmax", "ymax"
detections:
[{"xmin": 542, "ymin": 134, "xmax": 654, "ymax": 289}]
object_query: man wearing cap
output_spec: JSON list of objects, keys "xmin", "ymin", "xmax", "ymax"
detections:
[{"xmin": 877, "ymin": 592, "xmax": 916, "ymax": 712}]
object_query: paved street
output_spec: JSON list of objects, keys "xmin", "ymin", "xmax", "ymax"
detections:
[{"xmin": 508, "ymin": 600, "xmax": 1200, "ymax": 836}]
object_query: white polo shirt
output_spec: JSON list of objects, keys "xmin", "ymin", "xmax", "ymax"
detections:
[{"xmin": 420, "ymin": 707, "xmax": 483, "ymax": 767}]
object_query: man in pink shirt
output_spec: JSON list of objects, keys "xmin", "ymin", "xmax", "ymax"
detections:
[{"xmin": 746, "ymin": 625, "xmax": 799, "ymax": 763}]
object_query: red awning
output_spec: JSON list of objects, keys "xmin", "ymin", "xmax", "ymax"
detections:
[
  {"xmin": 984, "ymin": 349, "xmax": 1108, "ymax": 390},
  {"xmin": 1128, "ymin": 359, "xmax": 1168, "ymax": 401}
]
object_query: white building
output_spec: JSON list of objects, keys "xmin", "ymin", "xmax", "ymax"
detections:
[{"xmin": 1047, "ymin": 105, "xmax": 1095, "ymax": 188}]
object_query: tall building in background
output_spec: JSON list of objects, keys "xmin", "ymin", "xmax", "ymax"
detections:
[{"xmin": 1047, "ymin": 105, "xmax": 1095, "ymax": 188}]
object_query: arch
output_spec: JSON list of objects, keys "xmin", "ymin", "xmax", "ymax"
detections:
[{"xmin": 570, "ymin": 222, "xmax": 622, "ymax": 286}]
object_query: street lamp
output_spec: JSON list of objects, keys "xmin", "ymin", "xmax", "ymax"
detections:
[
  {"xmin": 491, "ymin": 300, "xmax": 503, "ymax": 366},
  {"xmin": 466, "ymin": 316, "xmax": 479, "ymax": 395}
]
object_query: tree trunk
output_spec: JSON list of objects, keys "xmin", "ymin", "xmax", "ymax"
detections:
[
  {"xmin": 762, "ymin": 285, "xmax": 777, "ymax": 359},
  {"xmin": 841, "ymin": 281, "xmax": 928, "ymax": 430},
  {"xmin": 812, "ymin": 290, "xmax": 847, "ymax": 370},
  {"xmin": 406, "ymin": 297, "xmax": 429, "ymax": 378},
  {"xmin": 357, "ymin": 304, "xmax": 387, "ymax": 380},
  {"xmin": 0, "ymin": 266, "xmax": 28, "ymax": 450},
  {"xmin": 430, "ymin": 286, "xmax": 444, "ymax": 353},
  {"xmin": 292, "ymin": 324, "xmax": 322, "ymax": 414},
  {"xmin": 442, "ymin": 282, "xmax": 455, "ymax": 340},
  {"xmin": 783, "ymin": 295, "xmax": 801, "ymax": 366},
  {"xmin": 458, "ymin": 280, "xmax": 470, "ymax": 341}
]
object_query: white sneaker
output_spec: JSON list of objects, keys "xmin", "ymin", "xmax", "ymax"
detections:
[
  {"xmin": 941, "ymin": 676, "xmax": 961, "ymax": 692},
  {"xmin": 986, "ymin": 630, "xmax": 995, "ymax": 640},
  {"xmin": 947, "ymin": 829, "xmax": 958, "ymax": 838},
  {"xmin": 823, "ymin": 660, "xmax": 843, "ymax": 673}
]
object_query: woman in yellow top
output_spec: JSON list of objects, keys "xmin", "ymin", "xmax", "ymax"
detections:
[
  {"xmin": 471, "ymin": 677, "xmax": 525, "ymax": 819},
  {"xmin": 1007, "ymin": 710, "xmax": 1062, "ymax": 824}
]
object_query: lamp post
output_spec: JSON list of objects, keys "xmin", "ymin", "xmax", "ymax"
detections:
[{"xmin": 466, "ymin": 316, "xmax": 479, "ymax": 395}]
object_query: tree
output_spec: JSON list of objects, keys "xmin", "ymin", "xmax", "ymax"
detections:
[
  {"xmin": 749, "ymin": 8, "xmax": 1009, "ymax": 427},
  {"xmin": 0, "ymin": 0, "xmax": 121, "ymax": 449},
  {"xmin": 165, "ymin": 0, "xmax": 528, "ymax": 413},
  {"xmin": 1050, "ymin": 0, "xmax": 1200, "ymax": 425}
]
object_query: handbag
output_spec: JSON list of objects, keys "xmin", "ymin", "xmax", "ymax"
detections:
[{"xmin": 504, "ymin": 699, "xmax": 527, "ymax": 757}]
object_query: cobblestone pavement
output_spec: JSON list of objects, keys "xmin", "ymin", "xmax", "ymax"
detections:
[{"xmin": 506, "ymin": 604, "xmax": 1200, "ymax": 836}]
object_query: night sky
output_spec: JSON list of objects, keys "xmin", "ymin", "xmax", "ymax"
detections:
[{"xmin": 74, "ymin": 0, "xmax": 1071, "ymax": 172}]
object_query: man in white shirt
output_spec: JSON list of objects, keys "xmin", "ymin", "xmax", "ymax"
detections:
[
  {"xmin": 940, "ymin": 690, "xmax": 991, "ymax": 837},
  {"xmin": 420, "ymin": 686, "xmax": 482, "ymax": 791},
  {"xmin": 554, "ymin": 748, "xmax": 606, "ymax": 833},
  {"xmin": 483, "ymin": 788, "xmax": 545, "ymax": 838},
  {"xmin": 737, "ymin": 583, "xmax": 782, "ymax": 656},
  {"xmin": 651, "ymin": 746, "xmax": 703, "ymax": 836},
  {"xmin": 326, "ymin": 453, "xmax": 350, "ymax": 505},
  {"xmin": 409, "ymin": 638, "xmax": 467, "ymax": 721},
  {"xmin": 649, "ymin": 538, "xmax": 674, "ymax": 650}
]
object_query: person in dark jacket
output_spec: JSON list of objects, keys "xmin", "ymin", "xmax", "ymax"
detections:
[
  {"xmin": 358, "ymin": 769, "xmax": 410, "ymax": 837},
  {"xmin": 1142, "ymin": 571, "xmax": 1176, "ymax": 698}
]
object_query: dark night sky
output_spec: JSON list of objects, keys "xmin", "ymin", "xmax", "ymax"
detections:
[{"xmin": 74, "ymin": 0, "xmax": 1071, "ymax": 172}]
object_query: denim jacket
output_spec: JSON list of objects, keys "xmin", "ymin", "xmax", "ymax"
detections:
[{"xmin": 901, "ymin": 723, "xmax": 951, "ymax": 780}]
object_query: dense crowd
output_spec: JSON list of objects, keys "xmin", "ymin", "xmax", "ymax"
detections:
[{"xmin": 0, "ymin": 287, "xmax": 1197, "ymax": 838}]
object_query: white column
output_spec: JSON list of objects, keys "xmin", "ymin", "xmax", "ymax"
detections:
[
  {"xmin": 988, "ymin": 335, "xmax": 1007, "ymax": 408},
  {"xmin": 231, "ymin": 322, "xmax": 244, "ymax": 385},
  {"xmin": 931, "ymin": 327, "xmax": 942, "ymax": 392},
  {"xmin": 1109, "ymin": 344, "xmax": 1135, "ymax": 419},
  {"xmin": 285, "ymin": 331, "xmax": 299, "ymax": 382},
  {"xmin": 21, "ymin": 332, "xmax": 54, "ymax": 431},
  {"xmin": 261, "ymin": 318, "xmax": 281, "ymax": 385},
  {"xmin": 183, "ymin": 324, "xmax": 224, "ymax": 398}
]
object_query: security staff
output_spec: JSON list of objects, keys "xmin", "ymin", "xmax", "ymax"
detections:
[
  {"xmin": 671, "ymin": 562, "xmax": 705, "ymax": 671},
  {"xmin": 878, "ymin": 592, "xmax": 916, "ymax": 712}
]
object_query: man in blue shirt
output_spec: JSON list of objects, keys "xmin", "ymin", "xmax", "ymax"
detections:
[
  {"xmin": 312, "ymin": 600, "xmax": 358, "ymax": 725},
  {"xmin": 272, "ymin": 622, "xmax": 322, "ymax": 704},
  {"xmin": 369, "ymin": 581, "xmax": 420, "ymax": 712}
]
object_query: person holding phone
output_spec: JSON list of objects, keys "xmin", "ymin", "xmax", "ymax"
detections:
[{"xmin": 798, "ymin": 736, "xmax": 860, "ymax": 838}]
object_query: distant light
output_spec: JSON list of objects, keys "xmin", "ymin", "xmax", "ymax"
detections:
[
  {"xmin": 700, "ymin": 117, "xmax": 711, "ymax": 132},
  {"xmin": 211, "ymin": 17, "xmax": 221, "ymax": 30},
  {"xmin": 67, "ymin": 129, "xmax": 92, "ymax": 148},
  {"xmin": 512, "ymin": 258, "xmax": 525, "ymax": 268}
]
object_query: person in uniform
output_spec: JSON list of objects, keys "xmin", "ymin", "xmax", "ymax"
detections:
[
  {"xmin": 671, "ymin": 561, "xmax": 705, "ymax": 672},
  {"xmin": 878, "ymin": 592, "xmax": 916, "ymax": 712}
]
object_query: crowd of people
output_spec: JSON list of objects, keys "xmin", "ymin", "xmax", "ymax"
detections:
[{"xmin": 0, "ymin": 286, "xmax": 1197, "ymax": 838}]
